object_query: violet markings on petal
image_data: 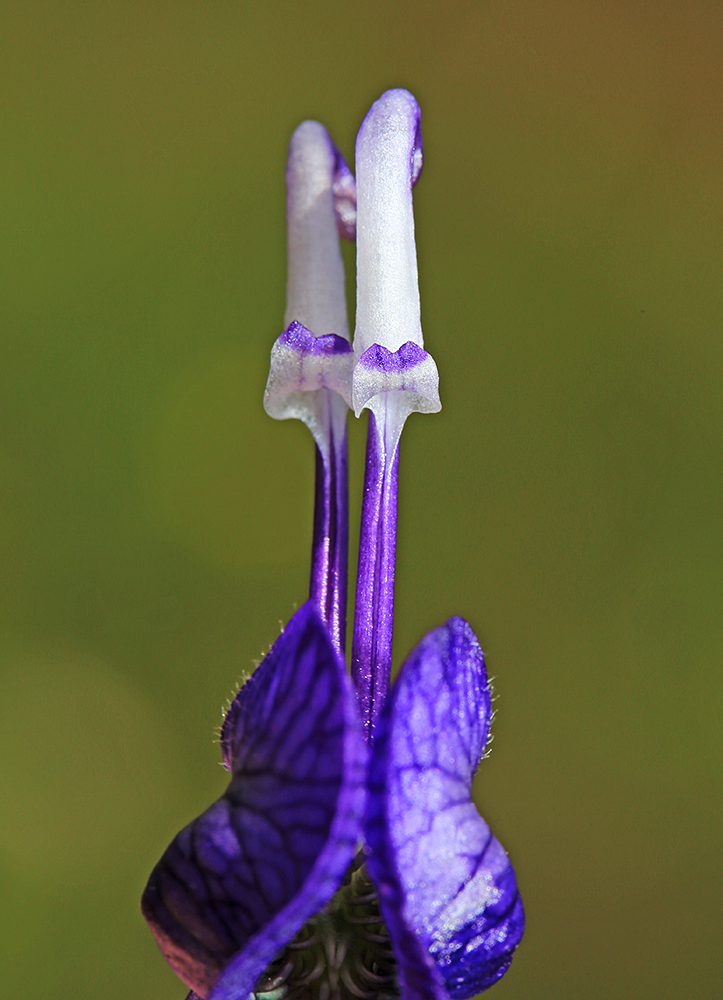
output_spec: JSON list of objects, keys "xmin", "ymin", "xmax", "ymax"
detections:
[
  {"xmin": 264, "ymin": 121, "xmax": 356, "ymax": 657},
  {"xmin": 141, "ymin": 604, "xmax": 366, "ymax": 1000},
  {"xmin": 351, "ymin": 90, "xmax": 441, "ymax": 741},
  {"xmin": 365, "ymin": 618, "xmax": 525, "ymax": 997}
]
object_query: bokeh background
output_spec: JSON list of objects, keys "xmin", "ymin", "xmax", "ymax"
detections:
[{"xmin": 1, "ymin": 2, "xmax": 721, "ymax": 998}]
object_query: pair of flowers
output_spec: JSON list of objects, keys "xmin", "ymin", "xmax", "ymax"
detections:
[{"xmin": 142, "ymin": 89, "xmax": 524, "ymax": 1000}]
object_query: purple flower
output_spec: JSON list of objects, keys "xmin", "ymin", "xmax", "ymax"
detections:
[{"xmin": 142, "ymin": 90, "xmax": 523, "ymax": 1000}]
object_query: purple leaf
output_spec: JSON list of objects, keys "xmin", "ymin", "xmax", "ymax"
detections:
[
  {"xmin": 142, "ymin": 604, "xmax": 366, "ymax": 999},
  {"xmin": 365, "ymin": 618, "xmax": 524, "ymax": 998}
]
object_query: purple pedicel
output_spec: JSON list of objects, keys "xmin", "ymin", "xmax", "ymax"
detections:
[
  {"xmin": 328, "ymin": 142, "xmax": 355, "ymax": 686},
  {"xmin": 309, "ymin": 425, "xmax": 348, "ymax": 656},
  {"xmin": 365, "ymin": 618, "xmax": 525, "ymax": 998},
  {"xmin": 351, "ymin": 410, "xmax": 400, "ymax": 743}
]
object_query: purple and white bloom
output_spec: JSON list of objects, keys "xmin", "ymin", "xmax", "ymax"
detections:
[{"xmin": 142, "ymin": 90, "xmax": 524, "ymax": 1000}]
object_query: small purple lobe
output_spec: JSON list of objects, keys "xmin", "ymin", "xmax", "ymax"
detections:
[
  {"xmin": 357, "ymin": 341, "xmax": 430, "ymax": 374},
  {"xmin": 331, "ymin": 141, "xmax": 357, "ymax": 241},
  {"xmin": 365, "ymin": 618, "xmax": 524, "ymax": 997},
  {"xmin": 278, "ymin": 319, "xmax": 353, "ymax": 357},
  {"xmin": 411, "ymin": 117, "xmax": 423, "ymax": 187},
  {"xmin": 142, "ymin": 604, "xmax": 365, "ymax": 1000}
]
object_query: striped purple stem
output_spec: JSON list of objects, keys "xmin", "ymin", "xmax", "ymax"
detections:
[
  {"xmin": 309, "ymin": 421, "xmax": 348, "ymax": 659},
  {"xmin": 351, "ymin": 410, "xmax": 399, "ymax": 742}
]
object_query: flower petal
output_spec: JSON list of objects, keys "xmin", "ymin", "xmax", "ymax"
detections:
[
  {"xmin": 142, "ymin": 603, "xmax": 366, "ymax": 999},
  {"xmin": 354, "ymin": 89, "xmax": 425, "ymax": 357},
  {"xmin": 284, "ymin": 120, "xmax": 352, "ymax": 340},
  {"xmin": 264, "ymin": 320, "xmax": 355, "ymax": 437},
  {"xmin": 365, "ymin": 618, "xmax": 524, "ymax": 998},
  {"xmin": 267, "ymin": 120, "xmax": 354, "ymax": 457}
]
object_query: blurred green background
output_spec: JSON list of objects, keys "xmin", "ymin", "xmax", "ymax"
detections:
[{"xmin": 1, "ymin": 1, "xmax": 721, "ymax": 997}]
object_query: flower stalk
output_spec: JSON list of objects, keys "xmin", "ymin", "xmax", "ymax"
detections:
[
  {"xmin": 350, "ymin": 90, "xmax": 440, "ymax": 740},
  {"xmin": 352, "ymin": 409, "xmax": 399, "ymax": 739}
]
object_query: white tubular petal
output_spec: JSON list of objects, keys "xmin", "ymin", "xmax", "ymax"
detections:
[
  {"xmin": 353, "ymin": 90, "xmax": 423, "ymax": 356},
  {"xmin": 284, "ymin": 121, "xmax": 350, "ymax": 341},
  {"xmin": 266, "ymin": 123, "xmax": 354, "ymax": 454}
]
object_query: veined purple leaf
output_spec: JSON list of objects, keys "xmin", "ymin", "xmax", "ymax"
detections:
[
  {"xmin": 142, "ymin": 604, "xmax": 366, "ymax": 999},
  {"xmin": 365, "ymin": 618, "xmax": 524, "ymax": 997}
]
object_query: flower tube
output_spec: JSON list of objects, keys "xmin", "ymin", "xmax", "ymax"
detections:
[
  {"xmin": 350, "ymin": 90, "xmax": 441, "ymax": 740},
  {"xmin": 264, "ymin": 120, "xmax": 356, "ymax": 656}
]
